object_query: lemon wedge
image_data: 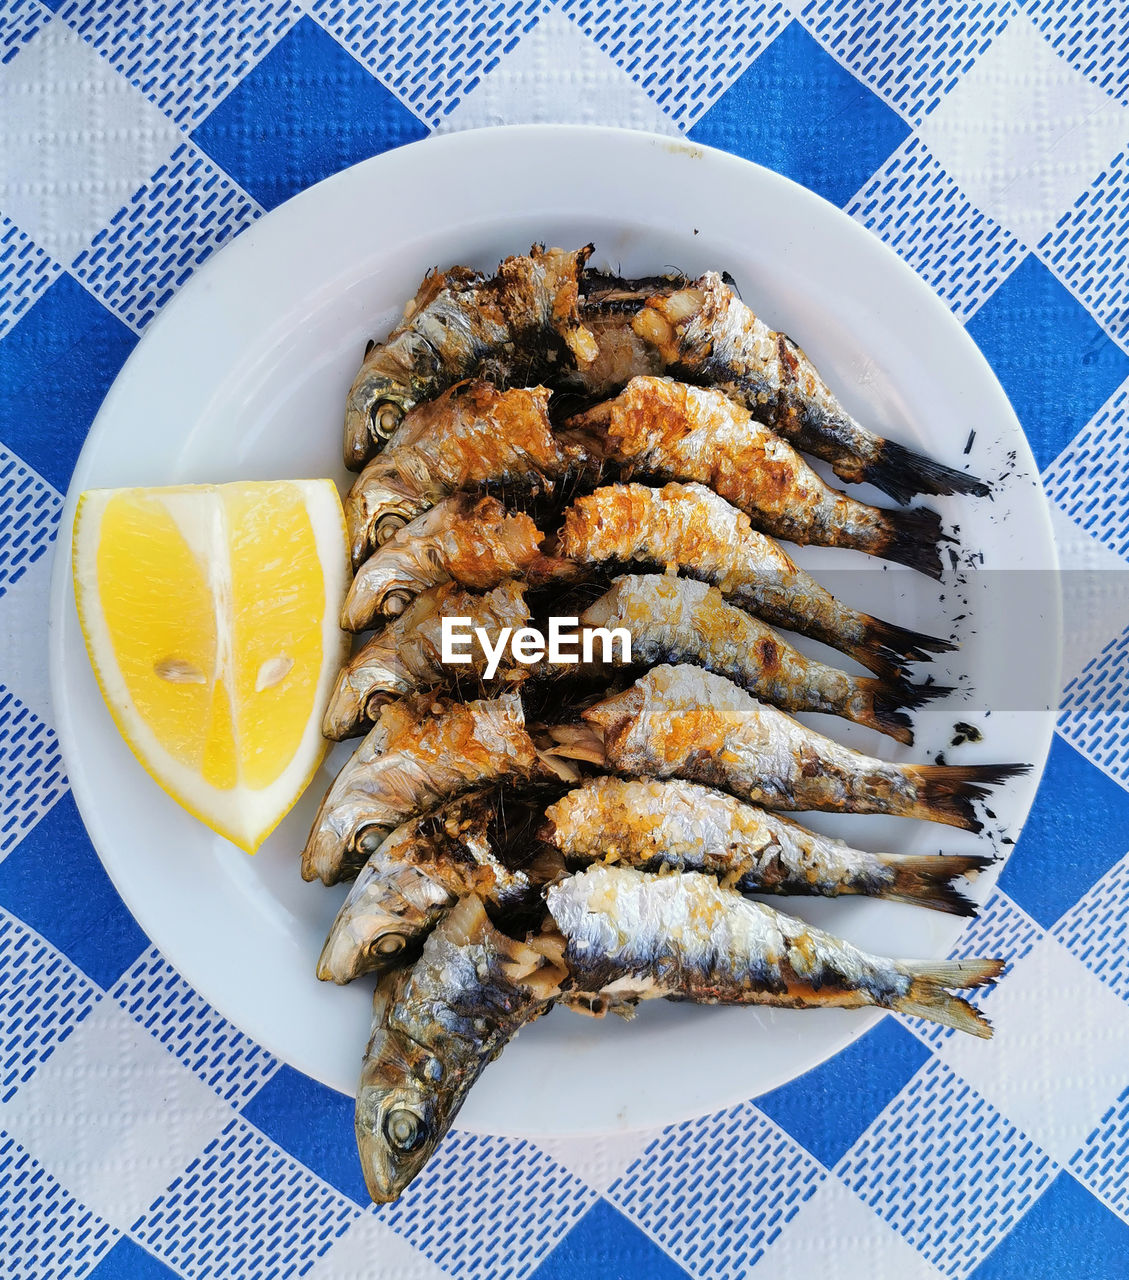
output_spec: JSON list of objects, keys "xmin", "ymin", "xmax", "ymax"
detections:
[{"xmin": 73, "ymin": 480, "xmax": 351, "ymax": 852}]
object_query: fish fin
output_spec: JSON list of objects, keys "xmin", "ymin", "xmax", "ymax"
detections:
[
  {"xmin": 876, "ymin": 852, "xmax": 994, "ymax": 916},
  {"xmin": 857, "ymin": 615, "xmax": 957, "ymax": 679},
  {"xmin": 894, "ymin": 957, "xmax": 1005, "ymax": 1038},
  {"xmin": 878, "ymin": 504, "xmax": 947, "ymax": 580},
  {"xmin": 865, "ymin": 439, "xmax": 991, "ymax": 505},
  {"xmin": 857, "ymin": 677, "xmax": 953, "ymax": 744},
  {"xmin": 904, "ymin": 763, "xmax": 1031, "ymax": 832}
]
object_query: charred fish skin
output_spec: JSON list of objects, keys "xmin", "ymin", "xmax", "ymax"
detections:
[
  {"xmin": 558, "ymin": 481, "xmax": 953, "ymax": 680},
  {"xmin": 344, "ymin": 246, "xmax": 596, "ymax": 470},
  {"xmin": 582, "ymin": 664, "xmax": 1028, "ymax": 831},
  {"xmin": 542, "ymin": 776, "xmax": 989, "ymax": 915},
  {"xmin": 624, "ymin": 273, "xmax": 990, "ymax": 505},
  {"xmin": 570, "ymin": 377, "xmax": 946, "ymax": 578},
  {"xmin": 547, "ymin": 865, "xmax": 1002, "ymax": 1036},
  {"xmin": 355, "ymin": 896, "xmax": 564, "ymax": 1203},
  {"xmin": 301, "ymin": 691, "xmax": 543, "ymax": 886},
  {"xmin": 318, "ymin": 786, "xmax": 566, "ymax": 984},
  {"xmin": 324, "ymin": 580, "xmax": 532, "ymax": 741},
  {"xmin": 576, "ymin": 573, "xmax": 945, "ymax": 744},
  {"xmin": 342, "ymin": 493, "xmax": 573, "ymax": 633},
  {"xmin": 345, "ymin": 381, "xmax": 591, "ymax": 569}
]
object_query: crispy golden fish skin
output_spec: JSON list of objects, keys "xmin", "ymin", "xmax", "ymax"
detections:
[
  {"xmin": 318, "ymin": 787, "xmax": 565, "ymax": 983},
  {"xmin": 355, "ymin": 895, "xmax": 564, "ymax": 1202},
  {"xmin": 583, "ymin": 271, "xmax": 989, "ymax": 504},
  {"xmin": 576, "ymin": 573, "xmax": 945, "ymax": 744},
  {"xmin": 345, "ymin": 381, "xmax": 592, "ymax": 568},
  {"xmin": 324, "ymin": 581, "xmax": 531, "ymax": 740},
  {"xmin": 542, "ymin": 776, "xmax": 989, "ymax": 915},
  {"xmin": 558, "ymin": 481, "xmax": 952, "ymax": 680},
  {"xmin": 342, "ymin": 493, "xmax": 574, "ymax": 633},
  {"xmin": 569, "ymin": 377, "xmax": 946, "ymax": 578},
  {"xmin": 546, "ymin": 865, "xmax": 1002, "ymax": 1036},
  {"xmin": 582, "ymin": 664, "xmax": 1027, "ymax": 832},
  {"xmin": 344, "ymin": 246, "xmax": 597, "ymax": 470},
  {"xmin": 301, "ymin": 691, "xmax": 544, "ymax": 886}
]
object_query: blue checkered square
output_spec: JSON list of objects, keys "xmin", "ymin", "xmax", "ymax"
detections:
[
  {"xmin": 86, "ymin": 1237, "xmax": 180, "ymax": 1280},
  {"xmin": 532, "ymin": 1198, "xmax": 692, "ymax": 1280},
  {"xmin": 190, "ymin": 16, "xmax": 428, "ymax": 211}
]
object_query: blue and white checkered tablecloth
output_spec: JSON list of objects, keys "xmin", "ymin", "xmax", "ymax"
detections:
[{"xmin": 3, "ymin": 2, "xmax": 1129, "ymax": 1276}]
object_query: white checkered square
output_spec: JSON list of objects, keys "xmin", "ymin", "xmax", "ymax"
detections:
[
  {"xmin": 795, "ymin": 0, "xmax": 1013, "ymax": 125},
  {"xmin": 533, "ymin": 1125, "xmax": 667, "ymax": 1195},
  {"xmin": 0, "ymin": 212, "xmax": 61, "ymax": 342},
  {"xmin": 1054, "ymin": 853, "xmax": 1129, "ymax": 1007},
  {"xmin": 608, "ymin": 1103, "xmax": 825, "ymax": 1279},
  {"xmin": 0, "ymin": 1133, "xmax": 117, "ymax": 1279},
  {"xmin": 306, "ymin": 0, "xmax": 542, "ymax": 126},
  {"xmin": 133, "ymin": 1117, "xmax": 358, "ymax": 1276},
  {"xmin": 837, "ymin": 1059, "xmax": 1058, "ymax": 1277},
  {"xmin": 0, "ymin": 997, "xmax": 232, "ymax": 1229},
  {"xmin": 847, "ymin": 135, "xmax": 1024, "ymax": 322},
  {"xmin": 307, "ymin": 1212, "xmax": 449, "ymax": 1280},
  {"xmin": 750, "ymin": 1171, "xmax": 947, "ymax": 1280},
  {"xmin": 1070, "ymin": 1083, "xmax": 1129, "ymax": 1218},
  {"xmin": 0, "ymin": 687, "xmax": 66, "ymax": 860},
  {"xmin": 1057, "ymin": 623, "xmax": 1129, "ymax": 791},
  {"xmin": 0, "ymin": 20, "xmax": 182, "ymax": 265},
  {"xmin": 110, "ymin": 946, "xmax": 277, "ymax": 1109},
  {"xmin": 383, "ymin": 1130, "xmax": 597, "ymax": 1280},
  {"xmin": 0, "ymin": 909, "xmax": 99, "ymax": 1105},
  {"xmin": 917, "ymin": 12, "xmax": 1129, "ymax": 246},
  {"xmin": 58, "ymin": 0, "xmax": 301, "ymax": 129},
  {"xmin": 561, "ymin": 0, "xmax": 789, "ymax": 127},
  {"xmin": 0, "ymin": 444, "xmax": 61, "ymax": 601},
  {"xmin": 1038, "ymin": 148, "xmax": 1129, "ymax": 349},
  {"xmin": 1025, "ymin": 0, "xmax": 1129, "ymax": 108},
  {"xmin": 1044, "ymin": 379, "xmax": 1129, "ymax": 564},
  {"xmin": 71, "ymin": 140, "xmax": 261, "ymax": 331},
  {"xmin": 0, "ymin": 0, "xmax": 50, "ymax": 67},
  {"xmin": 438, "ymin": 8, "xmax": 677, "ymax": 135},
  {"xmin": 932, "ymin": 936, "xmax": 1129, "ymax": 1163}
]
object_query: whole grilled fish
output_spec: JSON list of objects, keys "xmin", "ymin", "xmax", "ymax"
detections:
[
  {"xmin": 355, "ymin": 894, "xmax": 566, "ymax": 1202},
  {"xmin": 558, "ymin": 482, "xmax": 952, "ymax": 679},
  {"xmin": 345, "ymin": 380, "xmax": 597, "ymax": 569},
  {"xmin": 342, "ymin": 493, "xmax": 575, "ymax": 632},
  {"xmin": 581, "ymin": 664, "xmax": 1026, "ymax": 831},
  {"xmin": 577, "ymin": 270, "xmax": 989, "ymax": 504},
  {"xmin": 574, "ymin": 573, "xmax": 944, "ymax": 744},
  {"xmin": 318, "ymin": 786, "xmax": 563, "ymax": 983},
  {"xmin": 302, "ymin": 691, "xmax": 555, "ymax": 885},
  {"xmin": 543, "ymin": 776, "xmax": 989, "ymax": 914},
  {"xmin": 344, "ymin": 246, "xmax": 597, "ymax": 469},
  {"xmin": 547, "ymin": 865, "xmax": 1002, "ymax": 1035},
  {"xmin": 569, "ymin": 377, "xmax": 946, "ymax": 576},
  {"xmin": 325, "ymin": 581, "xmax": 532, "ymax": 740}
]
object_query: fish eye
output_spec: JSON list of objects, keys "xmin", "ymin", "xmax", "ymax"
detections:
[
  {"xmin": 381, "ymin": 590, "xmax": 414, "ymax": 617},
  {"xmin": 356, "ymin": 827, "xmax": 384, "ymax": 856},
  {"xmin": 383, "ymin": 1107, "xmax": 428, "ymax": 1153},
  {"xmin": 374, "ymin": 933, "xmax": 406, "ymax": 956},
  {"xmin": 374, "ymin": 514, "xmax": 407, "ymax": 546},
  {"xmin": 370, "ymin": 401, "xmax": 402, "ymax": 441}
]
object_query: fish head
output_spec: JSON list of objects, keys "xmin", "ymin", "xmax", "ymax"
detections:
[
  {"xmin": 301, "ymin": 787, "xmax": 391, "ymax": 885},
  {"xmin": 322, "ymin": 648, "xmax": 414, "ymax": 740},
  {"xmin": 355, "ymin": 1024, "xmax": 449, "ymax": 1202},
  {"xmin": 344, "ymin": 466, "xmax": 431, "ymax": 569},
  {"xmin": 340, "ymin": 546, "xmax": 438, "ymax": 632},
  {"xmin": 343, "ymin": 335, "xmax": 438, "ymax": 470}
]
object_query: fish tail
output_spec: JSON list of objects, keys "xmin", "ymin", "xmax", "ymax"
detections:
[
  {"xmin": 894, "ymin": 957, "xmax": 1005, "ymax": 1037},
  {"xmin": 857, "ymin": 677, "xmax": 953, "ymax": 744},
  {"xmin": 857, "ymin": 615, "xmax": 956, "ymax": 678},
  {"xmin": 865, "ymin": 439, "xmax": 991, "ymax": 505},
  {"xmin": 876, "ymin": 852, "xmax": 994, "ymax": 915},
  {"xmin": 904, "ymin": 763, "xmax": 1031, "ymax": 831},
  {"xmin": 876, "ymin": 504, "xmax": 947, "ymax": 580}
]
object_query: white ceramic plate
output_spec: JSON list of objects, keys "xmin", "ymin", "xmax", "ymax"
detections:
[{"xmin": 50, "ymin": 126, "xmax": 1061, "ymax": 1136}]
